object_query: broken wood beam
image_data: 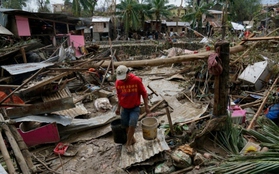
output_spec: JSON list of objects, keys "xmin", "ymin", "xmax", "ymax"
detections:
[
  {"xmin": 242, "ymin": 36, "xmax": 279, "ymax": 41},
  {"xmin": 0, "ymin": 114, "xmax": 31, "ymax": 174},
  {"xmin": 0, "ymin": 68, "xmax": 45, "ymax": 105},
  {"xmin": 139, "ymin": 100, "xmax": 165, "ymax": 120},
  {"xmin": 48, "ymin": 68, "xmax": 88, "ymax": 71},
  {"xmin": 19, "ymin": 71, "xmax": 70, "ymax": 97},
  {"xmin": 165, "ymin": 106, "xmax": 175, "ymax": 136},
  {"xmin": 91, "ymin": 45, "xmax": 247, "ymax": 68},
  {"xmin": 8, "ymin": 125, "xmax": 36, "ymax": 173},
  {"xmin": 20, "ymin": 47, "xmax": 27, "ymax": 63},
  {"xmin": 240, "ymin": 100, "xmax": 262, "ymax": 108},
  {"xmin": 247, "ymin": 76, "xmax": 279, "ymax": 130},
  {"xmin": 147, "ymin": 85, "xmax": 158, "ymax": 96},
  {"xmin": 0, "ymin": 125, "xmax": 16, "ymax": 174},
  {"xmin": 5, "ymin": 97, "xmax": 75, "ymax": 119}
]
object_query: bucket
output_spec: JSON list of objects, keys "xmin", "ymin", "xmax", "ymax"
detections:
[
  {"xmin": 141, "ymin": 117, "xmax": 159, "ymax": 140},
  {"xmin": 110, "ymin": 119, "xmax": 127, "ymax": 144}
]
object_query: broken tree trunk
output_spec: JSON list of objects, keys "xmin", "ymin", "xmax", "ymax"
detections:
[
  {"xmin": 0, "ymin": 114, "xmax": 31, "ymax": 174},
  {"xmin": 213, "ymin": 41, "xmax": 230, "ymax": 116},
  {"xmin": 247, "ymin": 76, "xmax": 279, "ymax": 130},
  {"xmin": 243, "ymin": 36, "xmax": 279, "ymax": 41},
  {"xmin": 91, "ymin": 45, "xmax": 247, "ymax": 68}
]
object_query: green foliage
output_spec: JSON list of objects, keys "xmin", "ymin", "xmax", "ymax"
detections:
[
  {"xmin": 245, "ymin": 117, "xmax": 279, "ymax": 144},
  {"xmin": 72, "ymin": 0, "xmax": 98, "ymax": 17},
  {"xmin": 183, "ymin": 0, "xmax": 213, "ymax": 30},
  {"xmin": 228, "ymin": 0, "xmax": 261, "ymax": 22},
  {"xmin": 2, "ymin": 0, "xmax": 27, "ymax": 9},
  {"xmin": 203, "ymin": 117, "xmax": 279, "ymax": 174},
  {"xmin": 212, "ymin": 115, "xmax": 246, "ymax": 155},
  {"xmin": 116, "ymin": 0, "xmax": 141, "ymax": 36},
  {"xmin": 146, "ymin": 0, "xmax": 174, "ymax": 21}
]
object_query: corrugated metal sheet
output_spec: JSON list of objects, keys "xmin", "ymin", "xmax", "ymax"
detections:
[
  {"xmin": 0, "ymin": 25, "xmax": 13, "ymax": 35},
  {"xmin": 120, "ymin": 128, "xmax": 170, "ymax": 169},
  {"xmin": 42, "ymin": 88, "xmax": 88, "ymax": 118},
  {"xmin": 1, "ymin": 62, "xmax": 54, "ymax": 75},
  {"xmin": 165, "ymin": 21, "xmax": 190, "ymax": 27},
  {"xmin": 92, "ymin": 16, "xmax": 111, "ymax": 22}
]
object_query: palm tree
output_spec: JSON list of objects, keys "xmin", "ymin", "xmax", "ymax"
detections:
[
  {"xmin": 72, "ymin": 0, "xmax": 98, "ymax": 17},
  {"xmin": 138, "ymin": 2, "xmax": 153, "ymax": 31},
  {"xmin": 146, "ymin": 0, "xmax": 174, "ymax": 31},
  {"xmin": 182, "ymin": 0, "xmax": 212, "ymax": 33},
  {"xmin": 116, "ymin": 0, "xmax": 141, "ymax": 38}
]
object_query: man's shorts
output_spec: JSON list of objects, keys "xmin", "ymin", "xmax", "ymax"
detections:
[{"xmin": 121, "ymin": 106, "xmax": 140, "ymax": 127}]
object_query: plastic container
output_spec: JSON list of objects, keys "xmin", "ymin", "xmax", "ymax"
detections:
[
  {"xmin": 110, "ymin": 119, "xmax": 127, "ymax": 144},
  {"xmin": 141, "ymin": 117, "xmax": 159, "ymax": 140}
]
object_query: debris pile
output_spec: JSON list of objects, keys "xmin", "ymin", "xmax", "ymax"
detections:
[{"xmin": 0, "ymin": 25, "xmax": 279, "ymax": 174}]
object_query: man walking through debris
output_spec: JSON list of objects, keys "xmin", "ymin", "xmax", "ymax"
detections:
[{"xmin": 115, "ymin": 65, "xmax": 151, "ymax": 153}]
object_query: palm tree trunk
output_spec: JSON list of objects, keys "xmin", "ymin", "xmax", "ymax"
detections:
[{"xmin": 176, "ymin": 0, "xmax": 183, "ymax": 33}]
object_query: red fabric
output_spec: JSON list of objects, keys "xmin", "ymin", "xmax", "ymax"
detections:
[
  {"xmin": 115, "ymin": 73, "xmax": 148, "ymax": 109},
  {"xmin": 0, "ymin": 91, "xmax": 24, "ymax": 104}
]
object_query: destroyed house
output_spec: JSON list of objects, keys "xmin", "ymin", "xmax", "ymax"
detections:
[{"xmin": 0, "ymin": 8, "xmax": 90, "ymax": 57}]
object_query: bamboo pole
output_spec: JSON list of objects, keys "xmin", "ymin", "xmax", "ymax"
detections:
[
  {"xmin": 0, "ymin": 114, "xmax": 31, "ymax": 174},
  {"xmin": 0, "ymin": 125, "xmax": 16, "ymax": 174},
  {"xmin": 8, "ymin": 125, "xmax": 35, "ymax": 173},
  {"xmin": 247, "ymin": 76, "xmax": 279, "ymax": 130}
]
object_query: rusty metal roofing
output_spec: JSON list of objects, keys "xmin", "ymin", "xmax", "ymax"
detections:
[
  {"xmin": 1, "ymin": 62, "xmax": 54, "ymax": 75},
  {"xmin": 42, "ymin": 87, "xmax": 88, "ymax": 118},
  {"xmin": 119, "ymin": 128, "xmax": 170, "ymax": 169},
  {"xmin": 0, "ymin": 8, "xmax": 81, "ymax": 24}
]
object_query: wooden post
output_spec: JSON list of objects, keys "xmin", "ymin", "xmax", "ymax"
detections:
[
  {"xmin": 20, "ymin": 47, "xmax": 27, "ymax": 63},
  {"xmin": 165, "ymin": 106, "xmax": 175, "ymax": 136},
  {"xmin": 0, "ymin": 114, "xmax": 31, "ymax": 174},
  {"xmin": 213, "ymin": 41, "xmax": 230, "ymax": 116},
  {"xmin": 0, "ymin": 127, "xmax": 16, "ymax": 174},
  {"xmin": 8, "ymin": 125, "xmax": 35, "ymax": 172}
]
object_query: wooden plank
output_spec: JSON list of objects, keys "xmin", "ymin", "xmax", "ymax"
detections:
[
  {"xmin": 247, "ymin": 76, "xmax": 279, "ymax": 130},
  {"xmin": 5, "ymin": 97, "xmax": 75, "ymax": 119},
  {"xmin": 19, "ymin": 72, "xmax": 69, "ymax": 96}
]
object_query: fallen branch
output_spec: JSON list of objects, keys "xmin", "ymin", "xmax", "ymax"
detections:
[
  {"xmin": 247, "ymin": 76, "xmax": 279, "ymax": 130},
  {"xmin": 32, "ymin": 154, "xmax": 60, "ymax": 174}
]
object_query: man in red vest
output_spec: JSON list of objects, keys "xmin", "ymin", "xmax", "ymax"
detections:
[{"xmin": 115, "ymin": 65, "xmax": 151, "ymax": 153}]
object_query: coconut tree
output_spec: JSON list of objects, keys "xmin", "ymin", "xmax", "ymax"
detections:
[
  {"xmin": 146, "ymin": 0, "xmax": 174, "ymax": 31},
  {"xmin": 138, "ymin": 1, "xmax": 153, "ymax": 31},
  {"xmin": 182, "ymin": 0, "xmax": 212, "ymax": 33},
  {"xmin": 116, "ymin": 0, "xmax": 142, "ymax": 38},
  {"xmin": 72, "ymin": 0, "xmax": 98, "ymax": 17}
]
